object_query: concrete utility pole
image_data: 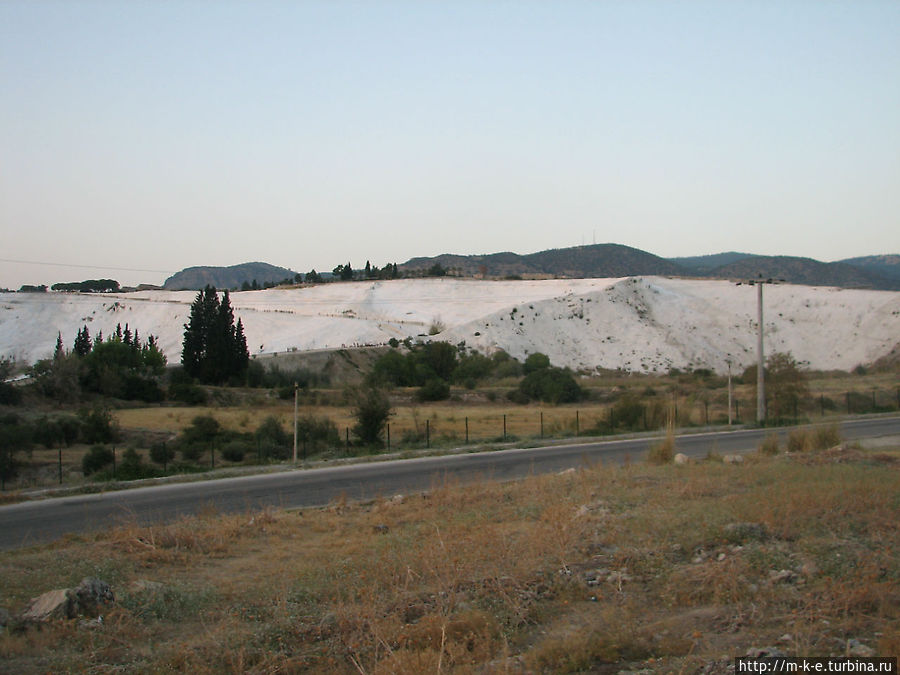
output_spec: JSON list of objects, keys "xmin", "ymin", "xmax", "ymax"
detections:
[
  {"xmin": 293, "ymin": 382, "xmax": 299, "ymax": 463},
  {"xmin": 727, "ymin": 359, "xmax": 733, "ymax": 426},
  {"xmin": 756, "ymin": 282, "xmax": 765, "ymax": 424},
  {"xmin": 736, "ymin": 275, "xmax": 780, "ymax": 425}
]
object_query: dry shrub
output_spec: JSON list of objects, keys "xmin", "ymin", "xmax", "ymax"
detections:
[
  {"xmin": 758, "ymin": 432, "xmax": 779, "ymax": 455},
  {"xmin": 526, "ymin": 630, "xmax": 622, "ymax": 673},
  {"xmin": 812, "ymin": 423, "xmax": 842, "ymax": 450},
  {"xmin": 663, "ymin": 556, "xmax": 764, "ymax": 607},
  {"xmin": 523, "ymin": 602, "xmax": 656, "ymax": 673},
  {"xmin": 787, "ymin": 428, "xmax": 813, "ymax": 453},
  {"xmin": 646, "ymin": 428, "xmax": 675, "ymax": 465},
  {"xmin": 110, "ymin": 508, "xmax": 279, "ymax": 562},
  {"xmin": 877, "ymin": 624, "xmax": 900, "ymax": 659},
  {"xmin": 815, "ymin": 565, "xmax": 900, "ymax": 622}
]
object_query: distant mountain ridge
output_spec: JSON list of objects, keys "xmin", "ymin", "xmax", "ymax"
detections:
[
  {"xmin": 839, "ymin": 255, "xmax": 900, "ymax": 282},
  {"xmin": 402, "ymin": 245, "xmax": 899, "ymax": 290},
  {"xmin": 668, "ymin": 252, "xmax": 755, "ymax": 270},
  {"xmin": 164, "ymin": 262, "xmax": 297, "ymax": 291},
  {"xmin": 162, "ymin": 248, "xmax": 900, "ymax": 293},
  {"xmin": 403, "ymin": 244, "xmax": 683, "ymax": 279},
  {"xmin": 703, "ymin": 255, "xmax": 896, "ymax": 289}
]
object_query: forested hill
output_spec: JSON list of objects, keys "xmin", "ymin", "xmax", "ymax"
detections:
[
  {"xmin": 163, "ymin": 262, "xmax": 297, "ymax": 291},
  {"xmin": 158, "ymin": 247, "xmax": 900, "ymax": 292},
  {"xmin": 402, "ymin": 244, "xmax": 683, "ymax": 279}
]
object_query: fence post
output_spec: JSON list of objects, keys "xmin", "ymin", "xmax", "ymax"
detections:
[
  {"xmin": 345, "ymin": 427, "xmax": 350, "ymax": 455},
  {"xmin": 426, "ymin": 419, "xmax": 430, "ymax": 448},
  {"xmin": 575, "ymin": 410, "xmax": 579, "ymax": 437},
  {"xmin": 58, "ymin": 447, "xmax": 63, "ymax": 485},
  {"xmin": 386, "ymin": 424, "xmax": 390, "ymax": 451},
  {"xmin": 503, "ymin": 414, "xmax": 507, "ymax": 441},
  {"xmin": 540, "ymin": 411, "xmax": 543, "ymax": 438},
  {"xmin": 846, "ymin": 392, "xmax": 851, "ymax": 414},
  {"xmin": 465, "ymin": 417, "xmax": 469, "ymax": 444},
  {"xmin": 705, "ymin": 400, "xmax": 709, "ymax": 425},
  {"xmin": 112, "ymin": 447, "xmax": 116, "ymax": 478}
]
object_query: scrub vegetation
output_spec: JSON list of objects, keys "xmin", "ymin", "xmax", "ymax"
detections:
[{"xmin": 1, "ymin": 437, "xmax": 898, "ymax": 673}]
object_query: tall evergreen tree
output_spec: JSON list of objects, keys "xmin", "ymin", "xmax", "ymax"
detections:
[
  {"xmin": 234, "ymin": 318, "xmax": 249, "ymax": 374},
  {"xmin": 181, "ymin": 286, "xmax": 250, "ymax": 384},
  {"xmin": 73, "ymin": 326, "xmax": 92, "ymax": 356},
  {"xmin": 54, "ymin": 332, "xmax": 65, "ymax": 360}
]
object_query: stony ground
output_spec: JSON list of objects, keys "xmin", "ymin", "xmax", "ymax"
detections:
[{"xmin": 1, "ymin": 432, "xmax": 898, "ymax": 673}]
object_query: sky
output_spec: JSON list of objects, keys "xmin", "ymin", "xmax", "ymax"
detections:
[{"xmin": 1, "ymin": 1, "xmax": 898, "ymax": 290}]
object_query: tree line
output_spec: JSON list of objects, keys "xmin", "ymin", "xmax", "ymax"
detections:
[{"xmin": 236, "ymin": 261, "xmax": 453, "ymax": 291}]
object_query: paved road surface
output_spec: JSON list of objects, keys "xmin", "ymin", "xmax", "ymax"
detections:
[{"xmin": 1, "ymin": 416, "xmax": 898, "ymax": 551}]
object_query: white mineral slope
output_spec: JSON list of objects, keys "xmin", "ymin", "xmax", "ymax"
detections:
[
  {"xmin": 442, "ymin": 277, "xmax": 900, "ymax": 373},
  {"xmin": 1, "ymin": 277, "xmax": 898, "ymax": 374}
]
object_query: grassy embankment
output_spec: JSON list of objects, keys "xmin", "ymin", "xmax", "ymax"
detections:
[{"xmin": 1, "ymin": 427, "xmax": 898, "ymax": 673}]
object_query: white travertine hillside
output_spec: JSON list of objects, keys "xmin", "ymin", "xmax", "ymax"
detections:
[{"xmin": 1, "ymin": 277, "xmax": 898, "ymax": 374}]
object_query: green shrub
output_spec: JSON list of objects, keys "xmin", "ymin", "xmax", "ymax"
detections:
[
  {"xmin": 82, "ymin": 445, "xmax": 115, "ymax": 476},
  {"xmin": 612, "ymin": 394, "xmax": 645, "ymax": 430},
  {"xmin": 519, "ymin": 367, "xmax": 583, "ymax": 404},
  {"xmin": 117, "ymin": 448, "xmax": 156, "ymax": 480},
  {"xmin": 80, "ymin": 406, "xmax": 119, "ymax": 444},
  {"xmin": 506, "ymin": 389, "xmax": 531, "ymax": 405},
  {"xmin": 416, "ymin": 378, "xmax": 450, "ymax": 402},
  {"xmin": 523, "ymin": 352, "xmax": 551, "ymax": 374},
  {"xmin": 297, "ymin": 415, "xmax": 340, "ymax": 455},
  {"xmin": 352, "ymin": 386, "xmax": 392, "ymax": 447},
  {"xmin": 168, "ymin": 382, "xmax": 208, "ymax": 405},
  {"xmin": 221, "ymin": 440, "xmax": 251, "ymax": 463},
  {"xmin": 149, "ymin": 442, "xmax": 175, "ymax": 466}
]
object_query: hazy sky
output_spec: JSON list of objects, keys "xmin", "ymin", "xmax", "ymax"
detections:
[{"xmin": 2, "ymin": 1, "xmax": 898, "ymax": 289}]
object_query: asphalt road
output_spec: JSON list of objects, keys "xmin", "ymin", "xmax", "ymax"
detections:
[{"xmin": 1, "ymin": 416, "xmax": 898, "ymax": 551}]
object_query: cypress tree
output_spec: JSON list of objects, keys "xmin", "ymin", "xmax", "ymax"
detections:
[
  {"xmin": 182, "ymin": 286, "xmax": 211, "ymax": 380},
  {"xmin": 181, "ymin": 286, "xmax": 249, "ymax": 384},
  {"xmin": 234, "ymin": 319, "xmax": 249, "ymax": 374},
  {"xmin": 73, "ymin": 326, "xmax": 93, "ymax": 356}
]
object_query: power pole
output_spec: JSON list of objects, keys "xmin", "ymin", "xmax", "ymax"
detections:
[
  {"xmin": 736, "ymin": 276, "xmax": 781, "ymax": 426},
  {"xmin": 756, "ymin": 282, "xmax": 765, "ymax": 425},
  {"xmin": 727, "ymin": 359, "xmax": 733, "ymax": 426},
  {"xmin": 292, "ymin": 382, "xmax": 299, "ymax": 463}
]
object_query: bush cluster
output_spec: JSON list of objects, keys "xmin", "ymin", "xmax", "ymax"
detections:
[
  {"xmin": 371, "ymin": 342, "xmax": 523, "ymax": 400},
  {"xmin": 169, "ymin": 413, "xmax": 340, "ymax": 465}
]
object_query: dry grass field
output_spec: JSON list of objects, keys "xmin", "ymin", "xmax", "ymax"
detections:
[{"xmin": 1, "ymin": 431, "xmax": 898, "ymax": 673}]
